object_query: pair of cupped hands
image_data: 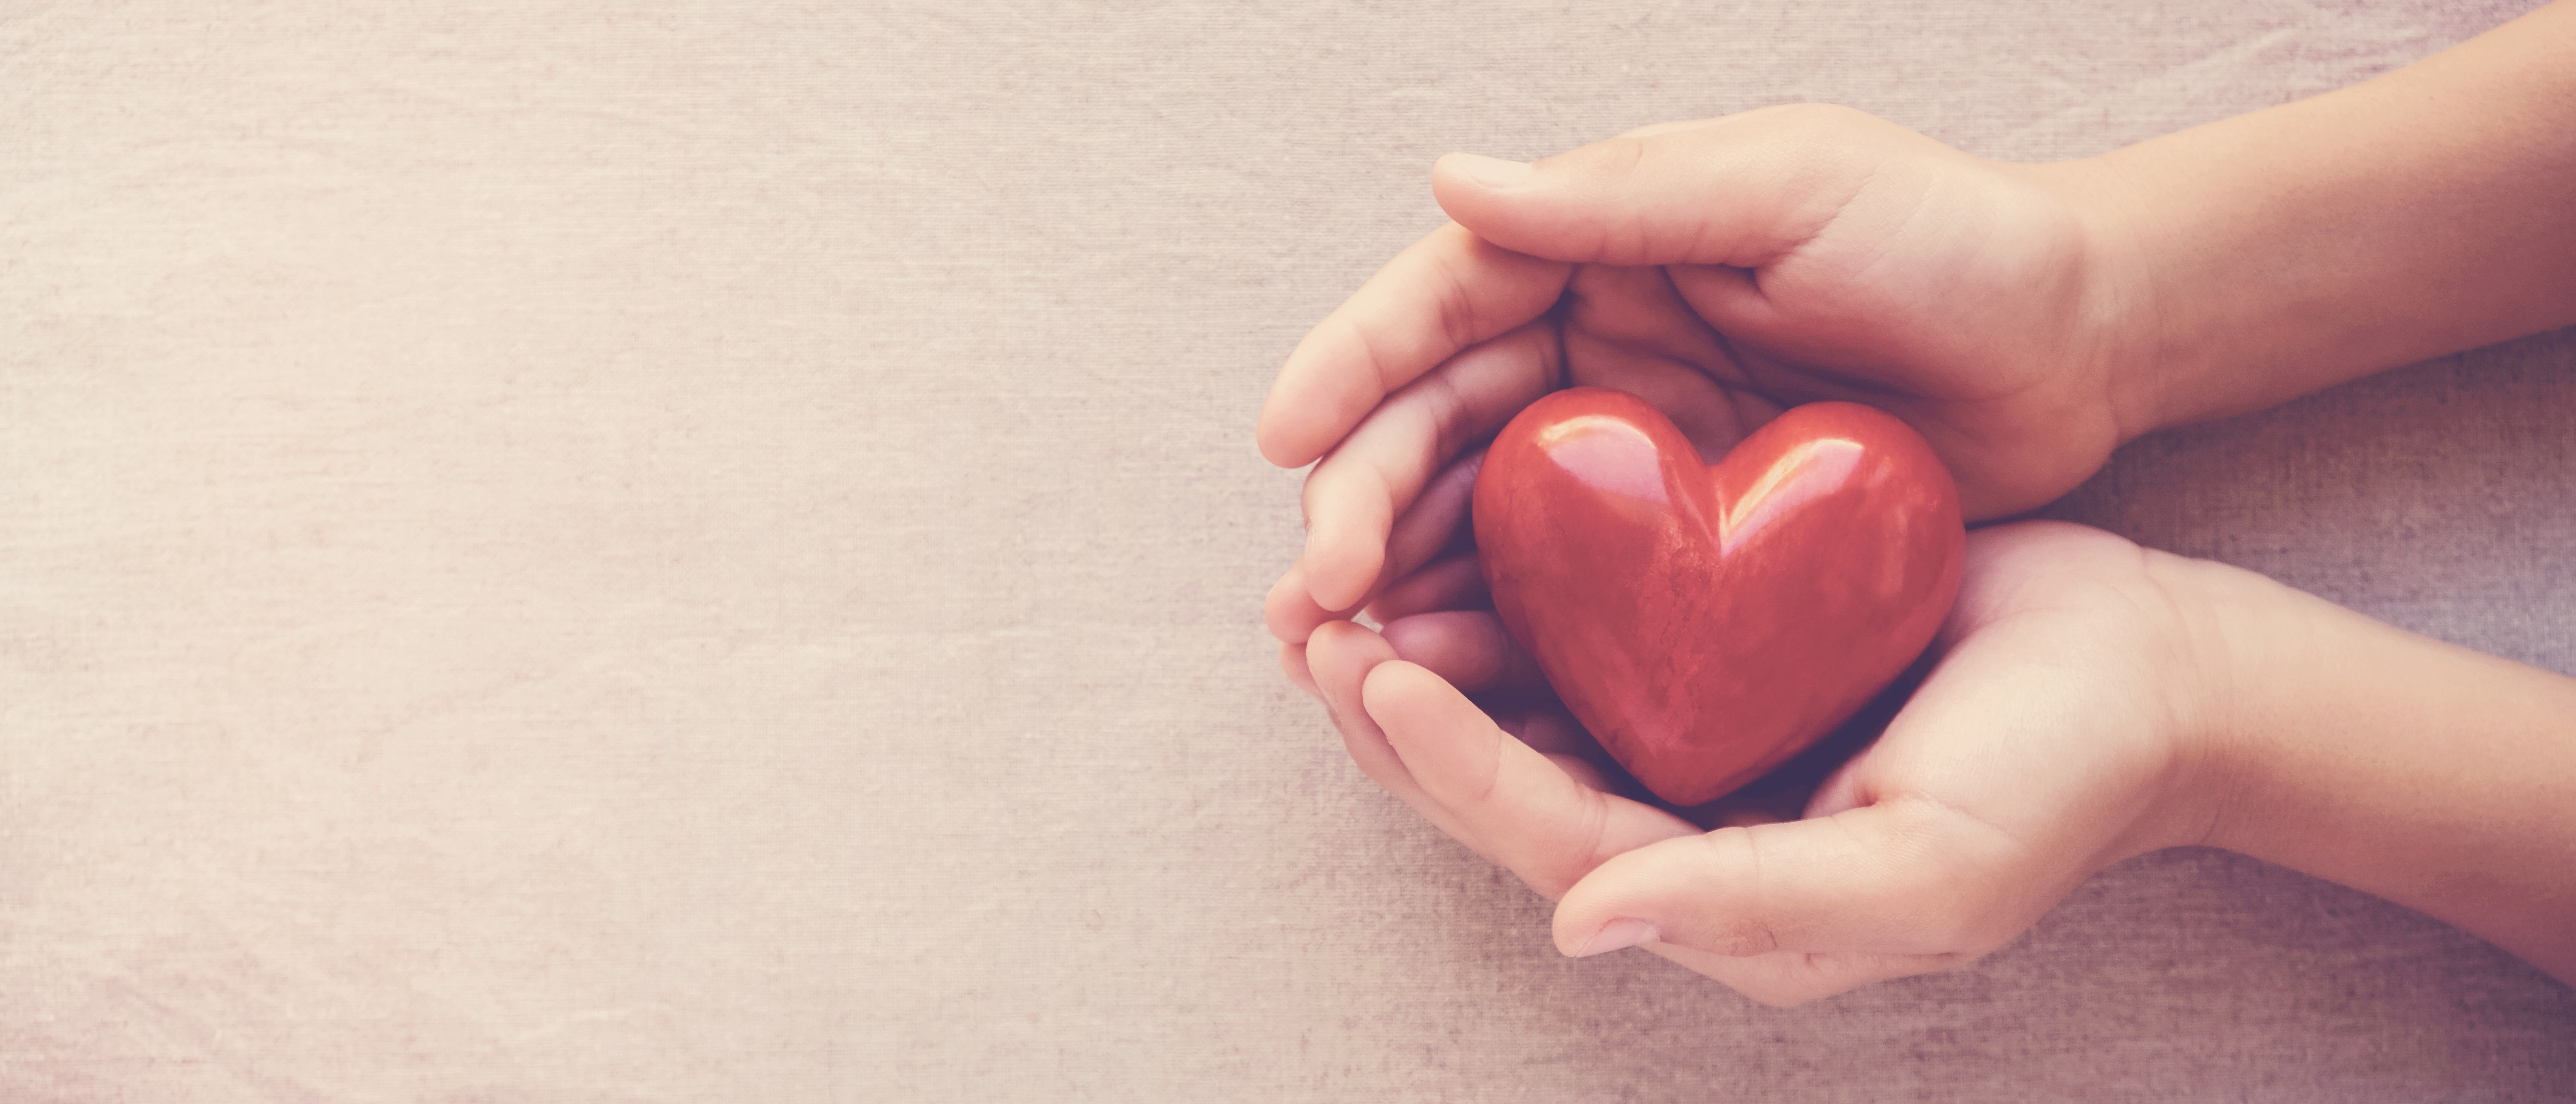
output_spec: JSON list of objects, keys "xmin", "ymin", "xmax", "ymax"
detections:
[{"xmin": 1260, "ymin": 106, "xmax": 2254, "ymax": 1005}]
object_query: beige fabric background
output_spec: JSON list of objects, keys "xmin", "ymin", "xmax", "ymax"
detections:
[{"xmin": 6, "ymin": 1, "xmax": 2573, "ymax": 1100}]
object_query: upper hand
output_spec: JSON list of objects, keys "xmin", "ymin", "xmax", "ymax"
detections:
[{"xmin": 1258, "ymin": 105, "xmax": 2153, "ymax": 640}]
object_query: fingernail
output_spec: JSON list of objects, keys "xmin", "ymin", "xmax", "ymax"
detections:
[
  {"xmin": 1449, "ymin": 153, "xmax": 1533, "ymax": 189},
  {"xmin": 1574, "ymin": 918, "xmax": 1660, "ymax": 958}
]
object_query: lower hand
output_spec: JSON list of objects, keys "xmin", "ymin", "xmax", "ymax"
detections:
[{"xmin": 1287, "ymin": 520, "xmax": 2230, "ymax": 1006}]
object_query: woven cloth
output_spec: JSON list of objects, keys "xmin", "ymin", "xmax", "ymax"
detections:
[{"xmin": 6, "ymin": 1, "xmax": 2570, "ymax": 1098}]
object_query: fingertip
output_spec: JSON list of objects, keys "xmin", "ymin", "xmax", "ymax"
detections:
[
  {"xmin": 1358, "ymin": 659, "xmax": 1482, "ymax": 742},
  {"xmin": 1261, "ymin": 325, "xmax": 1383, "ymax": 471},
  {"xmin": 1253, "ymin": 419, "xmax": 1293, "ymax": 469},
  {"xmin": 1254, "ymin": 397, "xmax": 1324, "ymax": 470},
  {"xmin": 1431, "ymin": 155, "xmax": 1534, "ymax": 238},
  {"xmin": 1301, "ymin": 532, "xmax": 1385, "ymax": 615},
  {"xmin": 1356, "ymin": 657, "xmax": 1439, "ymax": 713},
  {"xmin": 1306, "ymin": 615, "xmax": 1379, "ymax": 646},
  {"xmin": 1307, "ymin": 617, "xmax": 1397, "ymax": 675},
  {"xmin": 1564, "ymin": 916, "xmax": 1661, "ymax": 959},
  {"xmin": 1264, "ymin": 566, "xmax": 1332, "ymax": 644},
  {"xmin": 1436, "ymin": 152, "xmax": 1534, "ymax": 191},
  {"xmin": 1279, "ymin": 642, "xmax": 1318, "ymax": 698},
  {"xmin": 1550, "ymin": 832, "xmax": 1710, "ymax": 957}
]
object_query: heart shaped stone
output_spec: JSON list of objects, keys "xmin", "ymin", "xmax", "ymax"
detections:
[{"xmin": 1472, "ymin": 388, "xmax": 1964, "ymax": 806}]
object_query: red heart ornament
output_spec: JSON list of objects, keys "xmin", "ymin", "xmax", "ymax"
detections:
[{"xmin": 1472, "ymin": 388, "xmax": 1964, "ymax": 807}]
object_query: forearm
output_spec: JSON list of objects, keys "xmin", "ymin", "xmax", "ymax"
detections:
[
  {"xmin": 2073, "ymin": 0, "xmax": 2576, "ymax": 436},
  {"xmin": 2202, "ymin": 574, "xmax": 2576, "ymax": 981}
]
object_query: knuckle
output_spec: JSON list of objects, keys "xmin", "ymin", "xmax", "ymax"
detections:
[
  {"xmin": 1687, "ymin": 829, "xmax": 1785, "ymax": 956},
  {"xmin": 1868, "ymin": 798, "xmax": 2023, "ymax": 953},
  {"xmin": 1561, "ymin": 790, "xmax": 1615, "ymax": 877},
  {"xmin": 1606, "ymin": 135, "xmax": 1650, "ymax": 177},
  {"xmin": 1707, "ymin": 924, "xmax": 1782, "ymax": 959},
  {"xmin": 1423, "ymin": 252, "xmax": 1481, "ymax": 355}
]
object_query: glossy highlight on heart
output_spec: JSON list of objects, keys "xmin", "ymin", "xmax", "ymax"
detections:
[{"xmin": 1472, "ymin": 388, "xmax": 1965, "ymax": 807}]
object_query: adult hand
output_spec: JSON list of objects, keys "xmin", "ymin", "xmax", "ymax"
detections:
[
  {"xmin": 1287, "ymin": 521, "xmax": 2229, "ymax": 1006},
  {"xmin": 1259, "ymin": 105, "xmax": 2155, "ymax": 641}
]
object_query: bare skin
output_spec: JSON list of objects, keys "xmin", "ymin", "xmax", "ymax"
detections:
[
  {"xmin": 1262, "ymin": 2, "xmax": 2576, "ymax": 1002},
  {"xmin": 1289, "ymin": 523, "xmax": 2576, "ymax": 1004},
  {"xmin": 1258, "ymin": 0, "xmax": 2576, "ymax": 632}
]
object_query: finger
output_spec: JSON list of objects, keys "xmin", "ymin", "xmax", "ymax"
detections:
[
  {"xmin": 1615, "ymin": 117, "xmax": 1731, "ymax": 141},
  {"xmin": 1272, "ymin": 446, "xmax": 1491, "ymax": 643},
  {"xmin": 1482, "ymin": 707, "xmax": 1608, "ymax": 792},
  {"xmin": 1802, "ymin": 742, "xmax": 1875, "ymax": 819},
  {"xmin": 1555, "ymin": 264, "xmax": 1784, "ymax": 460},
  {"xmin": 1296, "ymin": 321, "xmax": 1558, "ymax": 612},
  {"xmin": 1551, "ymin": 794, "xmax": 2028, "ymax": 963},
  {"xmin": 1305, "ymin": 621, "xmax": 1487, "ymax": 852},
  {"xmin": 1279, "ymin": 641, "xmax": 1320, "ymax": 698},
  {"xmin": 1257, "ymin": 223, "xmax": 1572, "ymax": 469},
  {"xmin": 1431, "ymin": 104, "xmax": 1907, "ymax": 270},
  {"xmin": 1362, "ymin": 660, "xmax": 1697, "ymax": 899},
  {"xmin": 1378, "ymin": 610, "xmax": 1548, "ymax": 695},
  {"xmin": 1264, "ymin": 560, "xmax": 1364, "ymax": 645},
  {"xmin": 1306, "ymin": 620, "xmax": 1418, "ymax": 792},
  {"xmin": 1560, "ymin": 263, "xmax": 1742, "ymax": 387},
  {"xmin": 1381, "ymin": 448, "xmax": 1483, "ymax": 588},
  {"xmin": 1665, "ymin": 265, "xmax": 1798, "ymax": 363},
  {"xmin": 1512, "ymin": 709, "xmax": 1615, "ymax": 794},
  {"xmin": 1367, "ymin": 553, "xmax": 1488, "ymax": 622},
  {"xmin": 1643, "ymin": 943, "xmax": 1961, "ymax": 1008}
]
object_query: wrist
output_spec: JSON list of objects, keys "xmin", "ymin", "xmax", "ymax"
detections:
[
  {"xmin": 2112, "ymin": 549, "xmax": 2270, "ymax": 858},
  {"xmin": 2149, "ymin": 555, "xmax": 2313, "ymax": 859},
  {"xmin": 2020, "ymin": 157, "xmax": 2183, "ymax": 446},
  {"xmin": 2046, "ymin": 2, "xmax": 2576, "ymax": 438},
  {"xmin": 2053, "ymin": 130, "xmax": 2327, "ymax": 438},
  {"xmin": 2170, "ymin": 559, "xmax": 2576, "ymax": 981}
]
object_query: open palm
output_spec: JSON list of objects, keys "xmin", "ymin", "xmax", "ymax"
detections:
[{"xmin": 1285, "ymin": 520, "xmax": 2224, "ymax": 1006}]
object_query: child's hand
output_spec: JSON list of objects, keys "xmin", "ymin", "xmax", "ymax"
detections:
[
  {"xmin": 1262, "ymin": 0, "xmax": 2576, "ymax": 639},
  {"xmin": 1258, "ymin": 105, "xmax": 2153, "ymax": 636},
  {"xmin": 1273, "ymin": 7, "xmax": 2576, "ymax": 995},
  {"xmin": 1288, "ymin": 521, "xmax": 2230, "ymax": 1006}
]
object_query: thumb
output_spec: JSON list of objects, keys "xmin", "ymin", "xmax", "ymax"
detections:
[
  {"xmin": 1551, "ymin": 794, "xmax": 2031, "ymax": 964},
  {"xmin": 1431, "ymin": 104, "xmax": 1923, "ymax": 269}
]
